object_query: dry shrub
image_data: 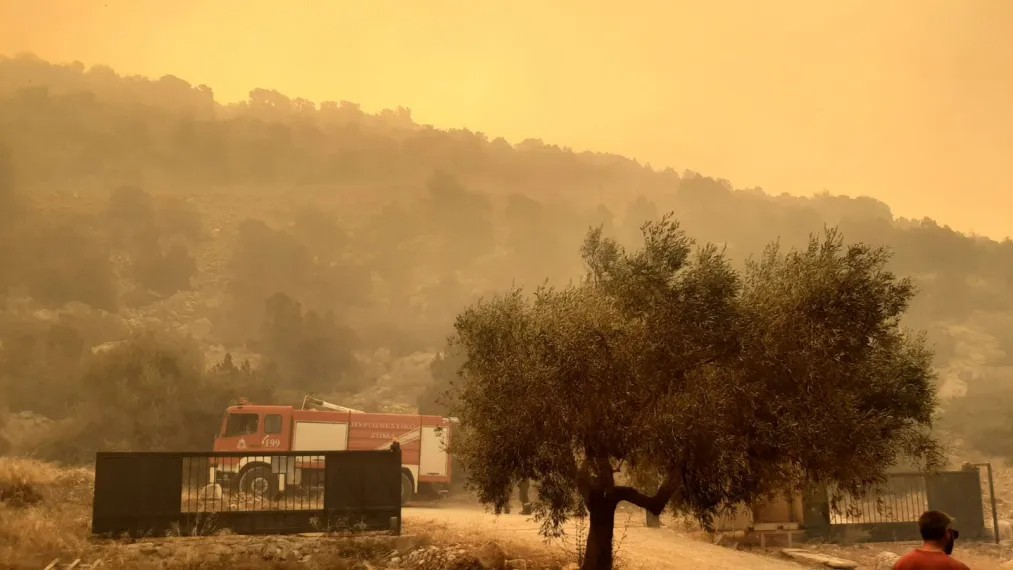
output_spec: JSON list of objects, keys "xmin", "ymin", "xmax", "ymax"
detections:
[
  {"xmin": 0, "ymin": 457, "xmax": 94, "ymax": 565},
  {"xmin": 0, "ymin": 457, "xmax": 61, "ymax": 506}
]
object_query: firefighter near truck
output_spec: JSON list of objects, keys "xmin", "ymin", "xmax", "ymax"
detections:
[{"xmin": 210, "ymin": 396, "xmax": 457, "ymax": 505}]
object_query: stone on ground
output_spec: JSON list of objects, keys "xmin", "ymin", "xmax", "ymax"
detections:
[
  {"xmin": 474, "ymin": 541, "xmax": 507, "ymax": 569},
  {"xmin": 782, "ymin": 548, "xmax": 859, "ymax": 568},
  {"xmin": 874, "ymin": 551, "xmax": 901, "ymax": 570}
]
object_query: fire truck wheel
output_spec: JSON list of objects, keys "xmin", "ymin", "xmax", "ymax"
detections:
[
  {"xmin": 400, "ymin": 472, "xmax": 414, "ymax": 506},
  {"xmin": 239, "ymin": 465, "xmax": 278, "ymax": 500}
]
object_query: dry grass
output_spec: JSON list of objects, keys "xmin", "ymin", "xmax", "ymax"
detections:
[
  {"xmin": 0, "ymin": 457, "xmax": 558, "ymax": 569},
  {"xmin": 0, "ymin": 457, "xmax": 95, "ymax": 566},
  {"xmin": 404, "ymin": 514, "xmax": 569, "ymax": 568}
]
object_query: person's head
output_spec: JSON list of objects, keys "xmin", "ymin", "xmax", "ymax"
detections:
[{"xmin": 919, "ymin": 510, "xmax": 959, "ymax": 554}]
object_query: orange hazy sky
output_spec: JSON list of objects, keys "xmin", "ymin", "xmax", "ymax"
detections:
[{"xmin": 1, "ymin": 0, "xmax": 1011, "ymax": 240}]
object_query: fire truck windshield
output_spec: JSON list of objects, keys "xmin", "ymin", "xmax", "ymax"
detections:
[{"xmin": 223, "ymin": 413, "xmax": 259, "ymax": 437}]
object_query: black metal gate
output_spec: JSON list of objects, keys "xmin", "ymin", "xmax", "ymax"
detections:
[
  {"xmin": 92, "ymin": 448, "xmax": 402, "ymax": 537},
  {"xmin": 803, "ymin": 470, "xmax": 986, "ymax": 542}
]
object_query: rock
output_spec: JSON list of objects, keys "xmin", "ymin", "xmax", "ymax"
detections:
[
  {"xmin": 875, "ymin": 551, "xmax": 901, "ymax": 569},
  {"xmin": 474, "ymin": 541, "xmax": 507, "ymax": 570},
  {"xmin": 91, "ymin": 340, "xmax": 126, "ymax": 355},
  {"xmin": 396, "ymin": 534, "xmax": 418, "ymax": 554},
  {"xmin": 198, "ymin": 483, "xmax": 223, "ymax": 503},
  {"xmin": 449, "ymin": 556, "xmax": 485, "ymax": 570},
  {"xmin": 260, "ymin": 543, "xmax": 278, "ymax": 560},
  {"xmin": 506, "ymin": 560, "xmax": 529, "ymax": 570},
  {"xmin": 562, "ymin": 564, "xmax": 580, "ymax": 570},
  {"xmin": 782, "ymin": 549, "xmax": 859, "ymax": 569}
]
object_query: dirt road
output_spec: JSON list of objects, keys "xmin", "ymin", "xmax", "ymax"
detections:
[{"xmin": 403, "ymin": 504, "xmax": 806, "ymax": 570}]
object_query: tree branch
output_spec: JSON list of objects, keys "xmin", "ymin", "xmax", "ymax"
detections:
[
  {"xmin": 612, "ymin": 470, "xmax": 682, "ymax": 515},
  {"xmin": 593, "ymin": 455, "xmax": 615, "ymax": 488},
  {"xmin": 638, "ymin": 348, "xmax": 721, "ymax": 409}
]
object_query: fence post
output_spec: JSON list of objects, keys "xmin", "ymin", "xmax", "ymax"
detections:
[
  {"xmin": 392, "ymin": 442, "xmax": 402, "ymax": 535},
  {"xmin": 974, "ymin": 463, "xmax": 1001, "ymax": 544},
  {"xmin": 801, "ymin": 485, "xmax": 831, "ymax": 539},
  {"xmin": 645, "ymin": 511, "xmax": 661, "ymax": 528}
]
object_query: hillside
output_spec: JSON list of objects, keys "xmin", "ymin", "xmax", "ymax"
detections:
[{"xmin": 0, "ymin": 53, "xmax": 1010, "ymax": 464}]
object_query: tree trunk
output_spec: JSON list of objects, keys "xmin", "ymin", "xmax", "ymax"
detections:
[{"xmin": 582, "ymin": 498, "xmax": 617, "ymax": 570}]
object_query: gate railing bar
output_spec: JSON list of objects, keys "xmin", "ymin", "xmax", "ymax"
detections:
[{"xmin": 828, "ymin": 474, "xmax": 928, "ymax": 525}]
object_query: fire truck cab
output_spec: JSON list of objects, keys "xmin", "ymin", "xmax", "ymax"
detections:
[{"xmin": 211, "ymin": 396, "xmax": 456, "ymax": 505}]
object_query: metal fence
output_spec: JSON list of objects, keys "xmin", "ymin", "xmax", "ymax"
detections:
[
  {"xmin": 805, "ymin": 469, "xmax": 987, "ymax": 543},
  {"xmin": 828, "ymin": 473, "xmax": 929, "ymax": 525},
  {"xmin": 92, "ymin": 449, "xmax": 402, "ymax": 538}
]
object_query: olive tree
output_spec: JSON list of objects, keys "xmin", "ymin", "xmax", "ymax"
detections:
[{"xmin": 450, "ymin": 216, "xmax": 940, "ymax": 570}]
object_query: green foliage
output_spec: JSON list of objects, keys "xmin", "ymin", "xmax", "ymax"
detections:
[
  {"xmin": 206, "ymin": 352, "xmax": 277, "ymax": 406},
  {"xmin": 26, "ymin": 332, "xmax": 276, "ymax": 463},
  {"xmin": 221, "ymin": 216, "xmax": 368, "ymax": 342},
  {"xmin": 422, "ymin": 171, "xmax": 496, "ymax": 269},
  {"xmin": 104, "ymin": 186, "xmax": 201, "ymax": 297},
  {"xmin": 0, "ymin": 145, "xmax": 20, "ymax": 226},
  {"xmin": 940, "ymin": 369, "xmax": 1013, "ymax": 462},
  {"xmin": 253, "ymin": 293, "xmax": 361, "ymax": 395},
  {"xmin": 0, "ymin": 321, "xmax": 85, "ymax": 418},
  {"xmin": 131, "ymin": 240, "xmax": 197, "ymax": 296},
  {"xmin": 0, "ymin": 146, "xmax": 21, "ymax": 295},
  {"xmin": 2, "ymin": 183, "xmax": 203, "ymax": 311},
  {"xmin": 18, "ymin": 218, "xmax": 119, "ymax": 311},
  {"xmin": 418, "ymin": 346, "xmax": 465, "ymax": 416},
  {"xmin": 451, "ymin": 217, "xmax": 940, "ymax": 569}
]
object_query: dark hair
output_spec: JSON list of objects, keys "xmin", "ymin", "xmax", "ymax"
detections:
[{"xmin": 919, "ymin": 510, "xmax": 953, "ymax": 541}]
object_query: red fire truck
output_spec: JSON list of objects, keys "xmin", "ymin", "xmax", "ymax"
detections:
[{"xmin": 211, "ymin": 396, "xmax": 457, "ymax": 505}]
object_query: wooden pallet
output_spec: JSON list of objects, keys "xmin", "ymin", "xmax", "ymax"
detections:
[{"xmin": 42, "ymin": 559, "xmax": 105, "ymax": 569}]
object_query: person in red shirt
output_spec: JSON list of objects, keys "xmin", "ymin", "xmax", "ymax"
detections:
[{"xmin": 894, "ymin": 510, "xmax": 970, "ymax": 570}]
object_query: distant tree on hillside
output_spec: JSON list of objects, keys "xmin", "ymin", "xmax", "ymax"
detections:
[
  {"xmin": 0, "ymin": 145, "xmax": 20, "ymax": 224},
  {"xmin": 418, "ymin": 346, "xmax": 465, "ymax": 416},
  {"xmin": 450, "ymin": 218, "xmax": 940, "ymax": 570},
  {"xmin": 0, "ymin": 145, "xmax": 22, "ymax": 294},
  {"xmin": 0, "ymin": 321, "xmax": 85, "ymax": 418},
  {"xmin": 131, "ymin": 240, "xmax": 197, "ymax": 295},
  {"xmin": 941, "ymin": 369, "xmax": 1013, "ymax": 462},
  {"xmin": 206, "ymin": 352, "xmax": 277, "ymax": 406},
  {"xmin": 20, "ymin": 220, "xmax": 118, "ymax": 311},
  {"xmin": 423, "ymin": 171, "xmax": 495, "ymax": 269},
  {"xmin": 253, "ymin": 293, "xmax": 361, "ymax": 395},
  {"xmin": 47, "ymin": 332, "xmax": 223, "ymax": 461}
]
